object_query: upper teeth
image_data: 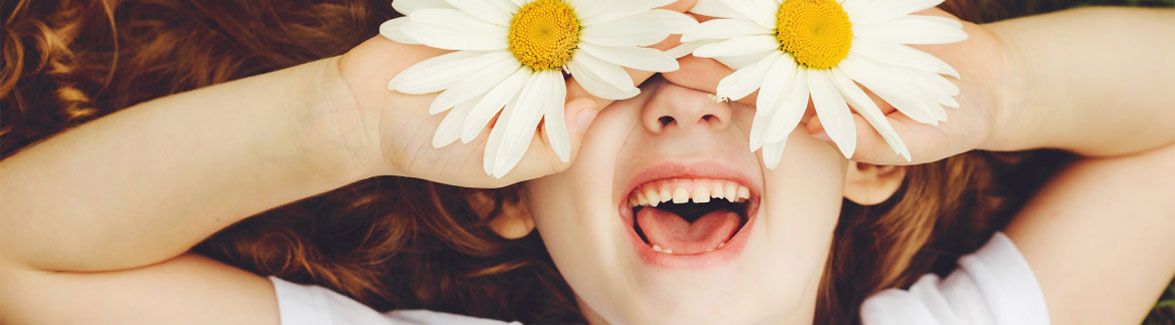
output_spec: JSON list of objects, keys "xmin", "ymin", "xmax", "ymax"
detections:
[{"xmin": 628, "ymin": 179, "xmax": 751, "ymax": 207}]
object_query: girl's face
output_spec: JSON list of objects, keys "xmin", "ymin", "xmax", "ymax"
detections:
[{"xmin": 525, "ymin": 78, "xmax": 853, "ymax": 324}]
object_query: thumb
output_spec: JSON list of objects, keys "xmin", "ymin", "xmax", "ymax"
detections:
[{"xmin": 560, "ymin": 97, "xmax": 600, "ymax": 163}]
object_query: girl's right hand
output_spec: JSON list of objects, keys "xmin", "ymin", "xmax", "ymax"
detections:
[
  {"xmin": 327, "ymin": 2, "xmax": 693, "ymax": 188},
  {"xmin": 331, "ymin": 38, "xmax": 604, "ymax": 188}
]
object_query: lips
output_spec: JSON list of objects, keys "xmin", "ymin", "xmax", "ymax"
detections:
[
  {"xmin": 628, "ymin": 178, "xmax": 751, "ymax": 255},
  {"xmin": 618, "ymin": 163, "xmax": 761, "ymax": 268}
]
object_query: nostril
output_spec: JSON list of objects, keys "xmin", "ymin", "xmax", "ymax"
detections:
[
  {"xmin": 658, "ymin": 116, "xmax": 676, "ymax": 128},
  {"xmin": 701, "ymin": 114, "xmax": 718, "ymax": 124}
]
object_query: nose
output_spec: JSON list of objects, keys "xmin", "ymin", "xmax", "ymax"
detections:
[{"xmin": 642, "ymin": 82, "xmax": 732, "ymax": 134}]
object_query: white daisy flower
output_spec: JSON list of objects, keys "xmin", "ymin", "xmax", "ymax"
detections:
[
  {"xmin": 685, "ymin": 0, "xmax": 967, "ymax": 167},
  {"xmin": 381, "ymin": 0, "xmax": 696, "ymax": 178}
]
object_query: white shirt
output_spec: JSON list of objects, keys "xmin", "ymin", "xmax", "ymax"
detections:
[{"xmin": 271, "ymin": 233, "xmax": 1048, "ymax": 325}]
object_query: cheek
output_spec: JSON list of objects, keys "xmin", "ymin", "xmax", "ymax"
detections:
[
  {"xmin": 746, "ymin": 131, "xmax": 848, "ymax": 299},
  {"xmin": 521, "ymin": 107, "xmax": 643, "ymax": 318}
]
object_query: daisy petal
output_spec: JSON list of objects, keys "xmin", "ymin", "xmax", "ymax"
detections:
[
  {"xmin": 665, "ymin": 40, "xmax": 719, "ymax": 59},
  {"xmin": 393, "ymin": 0, "xmax": 452, "ymax": 15},
  {"xmin": 693, "ymin": 35, "xmax": 780, "ymax": 58},
  {"xmin": 764, "ymin": 69, "xmax": 811, "ymax": 146},
  {"xmin": 430, "ymin": 57, "xmax": 521, "ymax": 114},
  {"xmin": 716, "ymin": 51, "xmax": 780, "ymax": 101},
  {"xmin": 899, "ymin": 70, "xmax": 960, "ymax": 107},
  {"xmin": 583, "ymin": 10, "xmax": 691, "ymax": 47},
  {"xmin": 850, "ymin": 39, "xmax": 960, "ymax": 78},
  {"xmin": 760, "ymin": 133, "xmax": 788, "ymax": 169},
  {"xmin": 444, "ymin": 0, "xmax": 513, "ymax": 25},
  {"xmin": 716, "ymin": 0, "xmax": 776, "ymax": 28},
  {"xmin": 582, "ymin": 0, "xmax": 672, "ymax": 25},
  {"xmin": 683, "ymin": 18, "xmax": 773, "ymax": 43},
  {"xmin": 716, "ymin": 51, "xmax": 773, "ymax": 70},
  {"xmin": 492, "ymin": 71, "xmax": 559, "ymax": 178},
  {"xmin": 808, "ymin": 70, "xmax": 857, "ymax": 159},
  {"xmin": 579, "ymin": 44, "xmax": 679, "ymax": 73},
  {"xmin": 691, "ymin": 0, "xmax": 751, "ymax": 20},
  {"xmin": 840, "ymin": 0, "xmax": 870, "ymax": 18},
  {"xmin": 848, "ymin": 0, "xmax": 944, "ymax": 24},
  {"xmin": 582, "ymin": 12, "xmax": 676, "ymax": 46},
  {"xmin": 433, "ymin": 99, "xmax": 478, "ymax": 148},
  {"xmin": 402, "ymin": 9, "xmax": 508, "ymax": 51},
  {"xmin": 570, "ymin": 0, "xmax": 613, "ymax": 21},
  {"xmin": 829, "ymin": 68, "xmax": 911, "ymax": 161},
  {"xmin": 750, "ymin": 55, "xmax": 798, "ymax": 151},
  {"xmin": 542, "ymin": 74, "xmax": 572, "ymax": 162},
  {"xmin": 379, "ymin": 17, "xmax": 420, "ymax": 45},
  {"xmin": 463, "ymin": 68, "xmax": 531, "ymax": 143},
  {"xmin": 567, "ymin": 53, "xmax": 640, "ymax": 100},
  {"xmin": 839, "ymin": 54, "xmax": 942, "ymax": 125},
  {"xmin": 854, "ymin": 15, "xmax": 968, "ymax": 45},
  {"xmin": 483, "ymin": 103, "xmax": 510, "ymax": 175},
  {"xmin": 390, "ymin": 51, "xmax": 507, "ymax": 94}
]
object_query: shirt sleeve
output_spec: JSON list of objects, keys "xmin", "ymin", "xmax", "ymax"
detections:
[
  {"xmin": 270, "ymin": 276, "xmax": 393, "ymax": 325},
  {"xmin": 860, "ymin": 232, "xmax": 1050, "ymax": 325},
  {"xmin": 269, "ymin": 277, "xmax": 520, "ymax": 325}
]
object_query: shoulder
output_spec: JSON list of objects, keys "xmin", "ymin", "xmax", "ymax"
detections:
[{"xmin": 860, "ymin": 233, "xmax": 1049, "ymax": 325}]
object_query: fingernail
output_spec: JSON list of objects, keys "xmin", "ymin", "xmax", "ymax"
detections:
[{"xmin": 576, "ymin": 106, "xmax": 598, "ymax": 130}]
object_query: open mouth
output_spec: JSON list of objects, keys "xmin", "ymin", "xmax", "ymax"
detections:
[{"xmin": 624, "ymin": 179, "xmax": 756, "ymax": 255}]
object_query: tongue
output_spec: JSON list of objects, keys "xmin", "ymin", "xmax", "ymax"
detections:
[{"xmin": 636, "ymin": 207, "xmax": 741, "ymax": 255}]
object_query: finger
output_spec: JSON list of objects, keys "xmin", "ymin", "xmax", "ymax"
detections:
[
  {"xmin": 509, "ymin": 98, "xmax": 599, "ymax": 180},
  {"xmin": 809, "ymin": 111, "xmax": 956, "ymax": 165}
]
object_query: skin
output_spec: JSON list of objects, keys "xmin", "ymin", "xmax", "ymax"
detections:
[{"xmin": 1, "ymin": 5, "xmax": 1173, "ymax": 325}]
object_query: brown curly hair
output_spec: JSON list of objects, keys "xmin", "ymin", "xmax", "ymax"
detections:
[{"xmin": 1, "ymin": 0, "xmax": 1074, "ymax": 323}]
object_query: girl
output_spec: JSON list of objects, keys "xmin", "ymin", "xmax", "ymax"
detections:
[{"xmin": 1, "ymin": 0, "xmax": 1172, "ymax": 323}]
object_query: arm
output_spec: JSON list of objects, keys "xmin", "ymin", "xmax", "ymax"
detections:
[
  {"xmin": 0, "ymin": 58, "xmax": 371, "ymax": 274},
  {"xmin": 860, "ymin": 8, "xmax": 1175, "ymax": 324},
  {"xmin": 1005, "ymin": 144, "xmax": 1175, "ymax": 324},
  {"xmin": 664, "ymin": 7, "xmax": 1175, "ymax": 164},
  {"xmin": 983, "ymin": 9, "xmax": 1175, "ymax": 322},
  {"xmin": 988, "ymin": 9, "xmax": 1175, "ymax": 321},
  {"xmin": 0, "ymin": 58, "xmax": 367, "ymax": 324},
  {"xmin": 0, "ymin": 1, "xmax": 694, "ymax": 321},
  {"xmin": 984, "ymin": 7, "xmax": 1175, "ymax": 157}
]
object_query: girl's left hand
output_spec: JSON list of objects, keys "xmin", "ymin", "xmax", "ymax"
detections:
[{"xmin": 665, "ymin": 9, "xmax": 1014, "ymax": 165}]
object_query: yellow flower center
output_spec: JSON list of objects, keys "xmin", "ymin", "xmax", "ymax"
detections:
[
  {"xmin": 508, "ymin": 0, "xmax": 581, "ymax": 71},
  {"xmin": 775, "ymin": 0, "xmax": 853, "ymax": 69}
]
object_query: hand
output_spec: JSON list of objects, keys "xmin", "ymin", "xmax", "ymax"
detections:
[
  {"xmin": 326, "ymin": 1, "xmax": 696, "ymax": 188},
  {"xmin": 665, "ymin": 9, "xmax": 1013, "ymax": 165}
]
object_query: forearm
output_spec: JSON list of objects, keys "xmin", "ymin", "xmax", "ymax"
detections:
[
  {"xmin": 1006, "ymin": 144, "xmax": 1175, "ymax": 323},
  {"xmin": 985, "ymin": 7, "xmax": 1175, "ymax": 156},
  {"xmin": 0, "ymin": 58, "xmax": 371, "ymax": 272}
]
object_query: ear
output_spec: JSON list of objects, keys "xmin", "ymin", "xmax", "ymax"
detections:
[
  {"xmin": 489, "ymin": 200, "xmax": 536, "ymax": 239},
  {"xmin": 466, "ymin": 191, "xmax": 535, "ymax": 239},
  {"xmin": 843, "ymin": 162, "xmax": 907, "ymax": 205}
]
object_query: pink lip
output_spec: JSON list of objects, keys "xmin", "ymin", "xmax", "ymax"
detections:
[{"xmin": 618, "ymin": 161, "xmax": 761, "ymax": 269}]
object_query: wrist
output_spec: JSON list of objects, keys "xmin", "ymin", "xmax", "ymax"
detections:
[
  {"xmin": 978, "ymin": 20, "xmax": 1044, "ymax": 152},
  {"xmin": 289, "ymin": 57, "xmax": 393, "ymax": 183}
]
